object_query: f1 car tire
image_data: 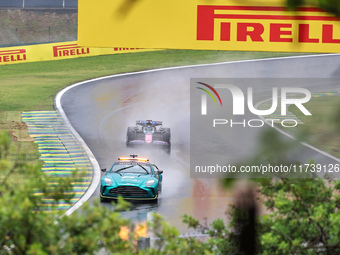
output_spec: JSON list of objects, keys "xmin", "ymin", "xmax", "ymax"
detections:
[
  {"xmin": 126, "ymin": 127, "xmax": 135, "ymax": 146},
  {"xmin": 162, "ymin": 128, "xmax": 171, "ymax": 148}
]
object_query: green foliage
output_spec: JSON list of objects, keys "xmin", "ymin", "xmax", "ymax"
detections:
[
  {"xmin": 182, "ymin": 177, "xmax": 340, "ymax": 255},
  {"xmin": 258, "ymin": 177, "xmax": 340, "ymax": 255},
  {"xmin": 59, "ymin": 201, "xmax": 135, "ymax": 254},
  {"xmin": 0, "ymin": 132, "xmax": 11, "ymax": 159},
  {"xmin": 145, "ymin": 213, "xmax": 235, "ymax": 255},
  {"xmin": 287, "ymin": 0, "xmax": 340, "ymax": 17},
  {"xmin": 0, "ymin": 132, "xmax": 136, "ymax": 254}
]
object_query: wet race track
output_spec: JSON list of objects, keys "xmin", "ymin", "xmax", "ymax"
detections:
[{"xmin": 59, "ymin": 55, "xmax": 340, "ymax": 232}]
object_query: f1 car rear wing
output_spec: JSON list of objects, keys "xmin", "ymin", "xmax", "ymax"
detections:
[{"xmin": 136, "ymin": 120, "xmax": 163, "ymax": 127}]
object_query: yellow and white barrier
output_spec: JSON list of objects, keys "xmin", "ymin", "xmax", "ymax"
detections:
[{"xmin": 0, "ymin": 41, "xmax": 159, "ymax": 65}]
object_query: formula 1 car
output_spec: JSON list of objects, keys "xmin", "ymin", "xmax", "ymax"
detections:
[
  {"xmin": 100, "ymin": 155, "xmax": 163, "ymax": 202},
  {"xmin": 126, "ymin": 120, "xmax": 171, "ymax": 149}
]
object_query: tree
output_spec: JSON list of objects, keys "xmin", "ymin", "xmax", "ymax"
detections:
[
  {"xmin": 259, "ymin": 177, "xmax": 340, "ymax": 255},
  {"xmin": 179, "ymin": 176, "xmax": 340, "ymax": 255},
  {"xmin": 0, "ymin": 131, "xmax": 136, "ymax": 254}
]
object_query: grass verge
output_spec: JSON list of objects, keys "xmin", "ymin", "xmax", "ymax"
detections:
[
  {"xmin": 0, "ymin": 49, "xmax": 310, "ymax": 111},
  {"xmin": 287, "ymin": 95, "xmax": 340, "ymax": 158}
]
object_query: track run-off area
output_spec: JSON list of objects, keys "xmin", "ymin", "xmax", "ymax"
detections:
[{"xmin": 52, "ymin": 54, "xmax": 340, "ymax": 232}]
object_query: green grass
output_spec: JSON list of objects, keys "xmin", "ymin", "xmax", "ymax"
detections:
[
  {"xmin": 0, "ymin": 49, "xmax": 310, "ymax": 111},
  {"xmin": 288, "ymin": 95, "xmax": 340, "ymax": 158}
]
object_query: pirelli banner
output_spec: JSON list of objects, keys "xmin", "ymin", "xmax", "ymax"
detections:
[
  {"xmin": 0, "ymin": 41, "xmax": 157, "ymax": 65},
  {"xmin": 78, "ymin": 0, "xmax": 340, "ymax": 53}
]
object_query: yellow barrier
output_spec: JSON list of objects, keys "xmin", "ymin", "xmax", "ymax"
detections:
[
  {"xmin": 78, "ymin": 0, "xmax": 340, "ymax": 53},
  {"xmin": 0, "ymin": 41, "xmax": 159, "ymax": 65}
]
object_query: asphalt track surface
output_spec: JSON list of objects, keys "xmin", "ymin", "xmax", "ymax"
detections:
[{"xmin": 59, "ymin": 54, "xmax": 340, "ymax": 232}]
